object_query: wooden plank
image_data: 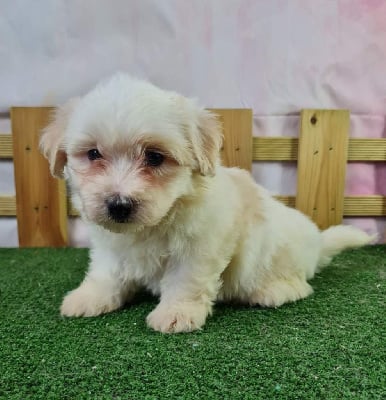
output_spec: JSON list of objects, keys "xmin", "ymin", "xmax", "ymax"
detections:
[
  {"xmin": 296, "ymin": 110, "xmax": 350, "ymax": 229},
  {"xmin": 253, "ymin": 137, "xmax": 298, "ymax": 161},
  {"xmin": 253, "ymin": 137, "xmax": 386, "ymax": 161},
  {"xmin": 11, "ymin": 107, "xmax": 68, "ymax": 247},
  {"xmin": 1, "ymin": 194, "xmax": 385, "ymax": 217},
  {"xmin": 275, "ymin": 195, "xmax": 386, "ymax": 216},
  {"xmin": 0, "ymin": 134, "xmax": 13, "ymax": 158},
  {"xmin": 348, "ymin": 139, "xmax": 386, "ymax": 161},
  {"xmin": 274, "ymin": 195, "xmax": 296, "ymax": 208},
  {"xmin": 0, "ymin": 195, "xmax": 16, "ymax": 216},
  {"xmin": 210, "ymin": 109, "xmax": 252, "ymax": 171},
  {"xmin": 5, "ymin": 131, "xmax": 386, "ymax": 162},
  {"xmin": 343, "ymin": 195, "xmax": 386, "ymax": 216},
  {"xmin": 68, "ymin": 198, "xmax": 79, "ymax": 217},
  {"xmin": 275, "ymin": 195, "xmax": 386, "ymax": 217}
]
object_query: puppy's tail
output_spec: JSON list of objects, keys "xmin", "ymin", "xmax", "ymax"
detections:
[{"xmin": 318, "ymin": 225, "xmax": 376, "ymax": 269}]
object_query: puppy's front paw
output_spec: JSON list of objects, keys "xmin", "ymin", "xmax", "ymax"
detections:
[
  {"xmin": 146, "ymin": 302, "xmax": 209, "ymax": 333},
  {"xmin": 60, "ymin": 284, "xmax": 122, "ymax": 317}
]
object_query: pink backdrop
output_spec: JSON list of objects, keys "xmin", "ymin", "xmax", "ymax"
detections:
[{"xmin": 0, "ymin": 0, "xmax": 385, "ymax": 246}]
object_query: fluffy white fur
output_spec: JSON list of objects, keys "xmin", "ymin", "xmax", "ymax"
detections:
[{"xmin": 40, "ymin": 74, "xmax": 374, "ymax": 333}]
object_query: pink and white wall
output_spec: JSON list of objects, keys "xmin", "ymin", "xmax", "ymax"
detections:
[{"xmin": 1, "ymin": 0, "xmax": 385, "ymax": 246}]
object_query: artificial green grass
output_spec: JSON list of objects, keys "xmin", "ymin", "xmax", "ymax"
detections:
[{"xmin": 0, "ymin": 246, "xmax": 385, "ymax": 399}]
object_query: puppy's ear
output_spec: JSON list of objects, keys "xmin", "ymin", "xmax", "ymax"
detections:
[
  {"xmin": 190, "ymin": 109, "xmax": 223, "ymax": 176},
  {"xmin": 40, "ymin": 98, "xmax": 78, "ymax": 178}
]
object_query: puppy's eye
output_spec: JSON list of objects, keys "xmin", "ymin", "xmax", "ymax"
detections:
[
  {"xmin": 145, "ymin": 151, "xmax": 164, "ymax": 167},
  {"xmin": 87, "ymin": 149, "xmax": 103, "ymax": 161}
]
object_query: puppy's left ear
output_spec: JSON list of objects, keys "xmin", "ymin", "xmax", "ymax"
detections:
[
  {"xmin": 40, "ymin": 98, "xmax": 79, "ymax": 178},
  {"xmin": 190, "ymin": 109, "xmax": 223, "ymax": 176}
]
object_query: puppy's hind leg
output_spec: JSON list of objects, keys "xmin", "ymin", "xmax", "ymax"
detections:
[
  {"xmin": 247, "ymin": 250, "xmax": 315, "ymax": 308},
  {"xmin": 248, "ymin": 278, "xmax": 313, "ymax": 308}
]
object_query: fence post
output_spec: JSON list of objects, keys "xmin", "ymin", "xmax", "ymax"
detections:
[
  {"xmin": 12, "ymin": 107, "xmax": 68, "ymax": 247},
  {"xmin": 296, "ymin": 109, "xmax": 350, "ymax": 230},
  {"xmin": 211, "ymin": 109, "xmax": 253, "ymax": 171}
]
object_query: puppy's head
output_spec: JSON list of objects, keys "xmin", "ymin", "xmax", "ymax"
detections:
[{"xmin": 40, "ymin": 74, "xmax": 222, "ymax": 231}]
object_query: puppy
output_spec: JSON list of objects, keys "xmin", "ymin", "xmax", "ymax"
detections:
[{"xmin": 40, "ymin": 74, "xmax": 373, "ymax": 333}]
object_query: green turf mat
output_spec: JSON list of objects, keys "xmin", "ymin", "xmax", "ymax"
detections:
[{"xmin": 0, "ymin": 246, "xmax": 385, "ymax": 399}]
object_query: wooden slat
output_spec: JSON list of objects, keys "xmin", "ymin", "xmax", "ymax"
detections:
[
  {"xmin": 1, "ymin": 195, "xmax": 385, "ymax": 217},
  {"xmin": 211, "ymin": 109, "xmax": 252, "ymax": 171},
  {"xmin": 348, "ymin": 139, "xmax": 386, "ymax": 161},
  {"xmin": 0, "ymin": 134, "xmax": 13, "ymax": 158},
  {"xmin": 275, "ymin": 195, "xmax": 386, "ymax": 216},
  {"xmin": 253, "ymin": 138, "xmax": 298, "ymax": 161},
  {"xmin": 253, "ymin": 137, "xmax": 386, "ymax": 161},
  {"xmin": 4, "ymin": 131, "xmax": 386, "ymax": 162},
  {"xmin": 296, "ymin": 110, "xmax": 350, "ymax": 229},
  {"xmin": 343, "ymin": 195, "xmax": 386, "ymax": 216},
  {"xmin": 68, "ymin": 198, "xmax": 79, "ymax": 217},
  {"xmin": 11, "ymin": 107, "xmax": 68, "ymax": 247},
  {"xmin": 274, "ymin": 195, "xmax": 296, "ymax": 208},
  {"xmin": 0, "ymin": 195, "xmax": 16, "ymax": 216}
]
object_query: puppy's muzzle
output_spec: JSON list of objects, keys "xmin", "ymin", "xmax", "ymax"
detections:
[{"xmin": 105, "ymin": 195, "xmax": 137, "ymax": 223}]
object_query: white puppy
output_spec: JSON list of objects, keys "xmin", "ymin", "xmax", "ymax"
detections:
[{"xmin": 40, "ymin": 74, "xmax": 373, "ymax": 333}]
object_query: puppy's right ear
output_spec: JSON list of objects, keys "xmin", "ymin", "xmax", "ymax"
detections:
[{"xmin": 40, "ymin": 98, "xmax": 79, "ymax": 178}]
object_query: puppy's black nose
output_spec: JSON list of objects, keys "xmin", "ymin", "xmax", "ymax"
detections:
[{"xmin": 106, "ymin": 196, "xmax": 134, "ymax": 223}]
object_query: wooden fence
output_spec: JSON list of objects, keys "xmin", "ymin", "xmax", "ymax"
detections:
[{"xmin": 0, "ymin": 108, "xmax": 385, "ymax": 247}]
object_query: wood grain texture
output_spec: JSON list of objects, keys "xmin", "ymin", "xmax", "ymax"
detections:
[
  {"xmin": 253, "ymin": 137, "xmax": 386, "ymax": 161},
  {"xmin": 348, "ymin": 139, "xmax": 386, "ymax": 161},
  {"xmin": 274, "ymin": 196, "xmax": 296, "ymax": 208},
  {"xmin": 11, "ymin": 107, "xmax": 68, "ymax": 247},
  {"xmin": 5, "ymin": 134, "xmax": 386, "ymax": 162},
  {"xmin": 2, "ymin": 195, "xmax": 385, "ymax": 217},
  {"xmin": 0, "ymin": 134, "xmax": 13, "ymax": 158},
  {"xmin": 210, "ymin": 109, "xmax": 252, "ymax": 171},
  {"xmin": 253, "ymin": 137, "xmax": 298, "ymax": 161},
  {"xmin": 0, "ymin": 195, "xmax": 16, "ymax": 216},
  {"xmin": 274, "ymin": 195, "xmax": 386, "ymax": 216},
  {"xmin": 343, "ymin": 195, "xmax": 386, "ymax": 216},
  {"xmin": 296, "ymin": 110, "xmax": 350, "ymax": 229}
]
